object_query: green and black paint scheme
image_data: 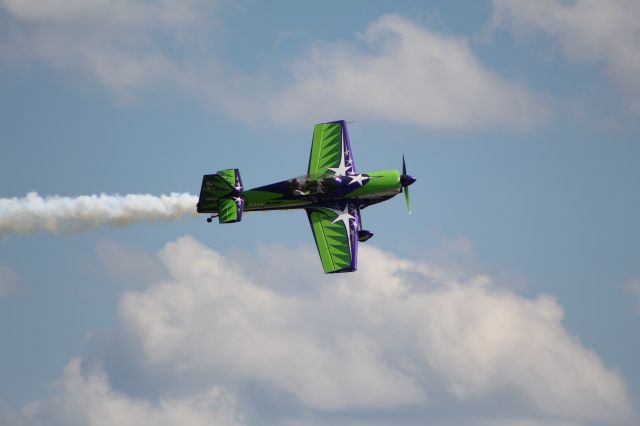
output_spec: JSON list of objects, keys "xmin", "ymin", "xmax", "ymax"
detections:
[{"xmin": 197, "ymin": 120, "xmax": 416, "ymax": 273}]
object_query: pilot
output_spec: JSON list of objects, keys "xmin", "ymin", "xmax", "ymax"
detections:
[
  {"xmin": 290, "ymin": 178, "xmax": 305, "ymax": 197},
  {"xmin": 303, "ymin": 180, "xmax": 313, "ymax": 194}
]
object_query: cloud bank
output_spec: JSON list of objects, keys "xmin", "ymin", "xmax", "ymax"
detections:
[
  {"xmin": 10, "ymin": 237, "xmax": 633, "ymax": 425},
  {"xmin": 3, "ymin": 1, "xmax": 638, "ymax": 125},
  {"xmin": 0, "ymin": 0, "xmax": 219, "ymax": 101},
  {"xmin": 18, "ymin": 358, "xmax": 242, "ymax": 426},
  {"xmin": 265, "ymin": 15, "xmax": 549, "ymax": 129},
  {"xmin": 0, "ymin": 192, "xmax": 197, "ymax": 238},
  {"xmin": 490, "ymin": 0, "xmax": 640, "ymax": 114},
  {"xmin": 0, "ymin": 1, "xmax": 548, "ymax": 129}
]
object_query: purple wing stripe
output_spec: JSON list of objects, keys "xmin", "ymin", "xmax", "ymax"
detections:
[
  {"xmin": 340, "ymin": 120, "xmax": 357, "ymax": 175},
  {"xmin": 350, "ymin": 203, "xmax": 360, "ymax": 271}
]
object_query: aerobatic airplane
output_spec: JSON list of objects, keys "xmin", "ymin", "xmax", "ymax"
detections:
[{"xmin": 197, "ymin": 120, "xmax": 416, "ymax": 273}]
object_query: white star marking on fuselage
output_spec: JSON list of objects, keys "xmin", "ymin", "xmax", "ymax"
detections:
[{"xmin": 348, "ymin": 174, "xmax": 369, "ymax": 186}]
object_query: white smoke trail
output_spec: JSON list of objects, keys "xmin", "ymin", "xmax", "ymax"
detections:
[{"xmin": 0, "ymin": 192, "xmax": 198, "ymax": 238}]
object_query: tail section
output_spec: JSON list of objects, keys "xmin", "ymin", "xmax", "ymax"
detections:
[
  {"xmin": 217, "ymin": 196, "xmax": 244, "ymax": 223},
  {"xmin": 216, "ymin": 168, "xmax": 243, "ymax": 191},
  {"xmin": 197, "ymin": 168, "xmax": 243, "ymax": 215}
]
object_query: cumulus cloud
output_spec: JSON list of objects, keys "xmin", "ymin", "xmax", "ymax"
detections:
[
  {"xmin": 265, "ymin": 15, "xmax": 549, "ymax": 129},
  {"xmin": 63, "ymin": 236, "xmax": 632, "ymax": 425},
  {"xmin": 0, "ymin": 0, "xmax": 220, "ymax": 100},
  {"xmin": 22, "ymin": 358, "xmax": 242, "ymax": 426},
  {"xmin": 95, "ymin": 239, "xmax": 167, "ymax": 289},
  {"xmin": 0, "ymin": 2, "xmax": 548, "ymax": 129},
  {"xmin": 489, "ymin": 0, "xmax": 640, "ymax": 114},
  {"xmin": 2, "ymin": 236, "xmax": 634, "ymax": 425},
  {"xmin": 113, "ymin": 237, "xmax": 425, "ymax": 411}
]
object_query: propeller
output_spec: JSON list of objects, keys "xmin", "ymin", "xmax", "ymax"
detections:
[{"xmin": 400, "ymin": 155, "xmax": 416, "ymax": 214}]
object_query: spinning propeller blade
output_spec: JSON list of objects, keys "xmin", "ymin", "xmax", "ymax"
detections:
[
  {"xmin": 404, "ymin": 185, "xmax": 411, "ymax": 215},
  {"xmin": 400, "ymin": 155, "xmax": 415, "ymax": 215}
]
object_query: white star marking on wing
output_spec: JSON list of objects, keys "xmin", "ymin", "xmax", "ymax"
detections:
[
  {"xmin": 331, "ymin": 205, "xmax": 355, "ymax": 227},
  {"xmin": 348, "ymin": 174, "xmax": 370, "ymax": 186},
  {"xmin": 328, "ymin": 158, "xmax": 351, "ymax": 176},
  {"xmin": 328, "ymin": 134, "xmax": 352, "ymax": 176},
  {"xmin": 329, "ymin": 205, "xmax": 356, "ymax": 254},
  {"xmin": 333, "ymin": 206, "xmax": 355, "ymax": 238}
]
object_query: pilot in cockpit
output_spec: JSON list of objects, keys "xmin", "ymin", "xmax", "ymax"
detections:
[
  {"xmin": 291, "ymin": 176, "xmax": 341, "ymax": 197},
  {"xmin": 290, "ymin": 178, "xmax": 305, "ymax": 196}
]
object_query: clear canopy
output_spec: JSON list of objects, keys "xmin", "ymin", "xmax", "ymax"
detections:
[{"xmin": 287, "ymin": 174, "xmax": 343, "ymax": 196}]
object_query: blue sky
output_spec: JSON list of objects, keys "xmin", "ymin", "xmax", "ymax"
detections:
[{"xmin": 1, "ymin": 1, "xmax": 639, "ymax": 425}]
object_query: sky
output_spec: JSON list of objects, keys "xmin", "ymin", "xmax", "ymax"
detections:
[{"xmin": 0, "ymin": 0, "xmax": 639, "ymax": 425}]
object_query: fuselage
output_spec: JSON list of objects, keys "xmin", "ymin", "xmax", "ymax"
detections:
[{"xmin": 240, "ymin": 170, "xmax": 402, "ymax": 213}]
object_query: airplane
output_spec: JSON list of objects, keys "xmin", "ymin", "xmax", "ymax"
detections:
[{"xmin": 196, "ymin": 120, "xmax": 416, "ymax": 273}]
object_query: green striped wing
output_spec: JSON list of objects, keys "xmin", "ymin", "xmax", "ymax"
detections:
[
  {"xmin": 306, "ymin": 206, "xmax": 358, "ymax": 273},
  {"xmin": 308, "ymin": 121, "xmax": 353, "ymax": 179}
]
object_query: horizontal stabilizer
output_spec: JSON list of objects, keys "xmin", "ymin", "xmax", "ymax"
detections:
[
  {"xmin": 197, "ymin": 168, "xmax": 243, "ymax": 213},
  {"xmin": 218, "ymin": 196, "xmax": 244, "ymax": 223}
]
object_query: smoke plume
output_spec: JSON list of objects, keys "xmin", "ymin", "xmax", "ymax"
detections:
[{"xmin": 0, "ymin": 192, "xmax": 198, "ymax": 238}]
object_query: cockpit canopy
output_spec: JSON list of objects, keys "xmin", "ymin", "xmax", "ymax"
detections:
[{"xmin": 288, "ymin": 174, "xmax": 343, "ymax": 196}]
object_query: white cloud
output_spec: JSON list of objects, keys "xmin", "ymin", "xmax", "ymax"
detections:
[
  {"xmin": 0, "ymin": 399, "xmax": 29, "ymax": 426},
  {"xmin": 95, "ymin": 239, "xmax": 167, "ymax": 289},
  {"xmin": 2, "ymin": 236, "xmax": 634, "ymax": 425},
  {"xmin": 264, "ymin": 15, "xmax": 549, "ymax": 129},
  {"xmin": 115, "ymin": 237, "xmax": 425, "ymax": 411},
  {"xmin": 490, "ymin": 0, "xmax": 640, "ymax": 114},
  {"xmin": 22, "ymin": 358, "xmax": 242, "ymax": 426},
  {"xmin": 0, "ymin": 2, "xmax": 548, "ymax": 129},
  {"xmin": 624, "ymin": 278, "xmax": 640, "ymax": 315},
  {"xmin": 73, "ymin": 236, "xmax": 633, "ymax": 424},
  {"xmin": 4, "ymin": 1, "xmax": 638, "ymax": 128},
  {"xmin": 0, "ymin": 0, "xmax": 219, "ymax": 101}
]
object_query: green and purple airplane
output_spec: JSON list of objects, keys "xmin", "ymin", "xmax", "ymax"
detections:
[{"xmin": 197, "ymin": 120, "xmax": 416, "ymax": 273}]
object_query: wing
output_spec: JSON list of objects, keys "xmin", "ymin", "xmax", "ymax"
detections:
[
  {"xmin": 306, "ymin": 203, "xmax": 360, "ymax": 273},
  {"xmin": 307, "ymin": 120, "xmax": 356, "ymax": 179}
]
